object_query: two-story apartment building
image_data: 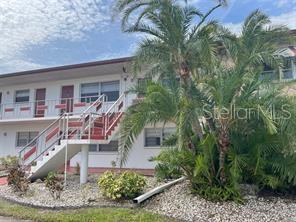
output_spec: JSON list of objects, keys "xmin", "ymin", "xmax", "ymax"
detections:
[
  {"xmin": 0, "ymin": 57, "xmax": 177, "ymax": 183},
  {"xmin": 0, "ymin": 33, "xmax": 295, "ymax": 183}
]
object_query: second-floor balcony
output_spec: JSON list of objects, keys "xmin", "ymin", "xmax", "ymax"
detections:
[
  {"xmin": 261, "ymin": 68, "xmax": 295, "ymax": 81},
  {"xmin": 0, "ymin": 96, "xmax": 116, "ymax": 121}
]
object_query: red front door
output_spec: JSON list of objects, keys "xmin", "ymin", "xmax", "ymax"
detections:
[
  {"xmin": 61, "ymin": 85, "xmax": 74, "ymax": 114},
  {"xmin": 35, "ymin": 88, "xmax": 46, "ymax": 117}
]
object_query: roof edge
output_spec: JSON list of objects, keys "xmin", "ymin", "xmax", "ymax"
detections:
[{"xmin": 0, "ymin": 56, "xmax": 134, "ymax": 79}]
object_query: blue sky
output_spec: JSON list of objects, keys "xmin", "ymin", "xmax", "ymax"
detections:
[{"xmin": 0, "ymin": 0, "xmax": 295, "ymax": 74}]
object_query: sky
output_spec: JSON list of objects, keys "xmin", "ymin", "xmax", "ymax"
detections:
[{"xmin": 0, "ymin": 0, "xmax": 295, "ymax": 74}]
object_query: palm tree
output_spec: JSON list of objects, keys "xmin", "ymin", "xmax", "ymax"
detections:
[
  {"xmin": 116, "ymin": 0, "xmax": 295, "ymax": 190},
  {"xmin": 198, "ymin": 10, "xmax": 291, "ymax": 183},
  {"xmin": 115, "ymin": 0, "xmax": 229, "ymax": 162}
]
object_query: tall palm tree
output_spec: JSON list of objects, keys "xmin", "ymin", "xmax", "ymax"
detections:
[
  {"xmin": 115, "ymin": 0, "xmax": 229, "ymax": 158},
  {"xmin": 199, "ymin": 10, "xmax": 291, "ymax": 183}
]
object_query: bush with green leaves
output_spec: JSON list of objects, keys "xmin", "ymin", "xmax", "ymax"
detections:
[
  {"xmin": 151, "ymin": 148, "xmax": 188, "ymax": 181},
  {"xmin": 7, "ymin": 166, "xmax": 29, "ymax": 195},
  {"xmin": 98, "ymin": 171, "xmax": 147, "ymax": 200},
  {"xmin": 0, "ymin": 156, "xmax": 19, "ymax": 171},
  {"xmin": 45, "ymin": 172, "xmax": 64, "ymax": 199},
  {"xmin": 115, "ymin": 0, "xmax": 296, "ymax": 202}
]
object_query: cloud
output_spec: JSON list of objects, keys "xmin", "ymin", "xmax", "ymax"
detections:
[
  {"xmin": 0, "ymin": 0, "xmax": 111, "ymax": 74},
  {"xmin": 0, "ymin": 60, "xmax": 45, "ymax": 74},
  {"xmin": 224, "ymin": 10, "xmax": 296, "ymax": 35},
  {"xmin": 273, "ymin": 0, "xmax": 296, "ymax": 8},
  {"xmin": 96, "ymin": 43, "xmax": 137, "ymax": 60}
]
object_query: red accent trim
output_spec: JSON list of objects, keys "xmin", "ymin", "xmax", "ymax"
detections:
[
  {"xmin": 37, "ymin": 105, "xmax": 48, "ymax": 110},
  {"xmin": 45, "ymin": 127, "xmax": 59, "ymax": 142},
  {"xmin": 74, "ymin": 102, "xmax": 86, "ymax": 107},
  {"xmin": 0, "ymin": 177, "xmax": 8, "ymax": 186},
  {"xmin": 81, "ymin": 134, "xmax": 105, "ymax": 140},
  {"xmin": 96, "ymin": 102, "xmax": 102, "ymax": 111},
  {"xmin": 20, "ymin": 107, "xmax": 30, "ymax": 111},
  {"xmin": 106, "ymin": 112, "xmax": 123, "ymax": 135},
  {"xmin": 24, "ymin": 146, "xmax": 37, "ymax": 161},
  {"xmin": 4, "ymin": 108, "xmax": 14, "ymax": 112},
  {"xmin": 68, "ymin": 121, "xmax": 83, "ymax": 127},
  {"xmin": 55, "ymin": 104, "xmax": 67, "ymax": 109}
]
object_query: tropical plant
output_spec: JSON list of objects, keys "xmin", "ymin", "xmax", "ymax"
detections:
[
  {"xmin": 115, "ymin": 0, "xmax": 296, "ymax": 201},
  {"xmin": 74, "ymin": 162, "xmax": 80, "ymax": 175},
  {"xmin": 98, "ymin": 171, "xmax": 147, "ymax": 200},
  {"xmin": 0, "ymin": 156, "xmax": 19, "ymax": 170},
  {"xmin": 150, "ymin": 147, "xmax": 183, "ymax": 181},
  {"xmin": 45, "ymin": 172, "xmax": 64, "ymax": 199},
  {"xmin": 115, "ymin": 0, "xmax": 230, "ymax": 150},
  {"xmin": 7, "ymin": 166, "xmax": 29, "ymax": 195},
  {"xmin": 198, "ymin": 10, "xmax": 291, "ymax": 184}
]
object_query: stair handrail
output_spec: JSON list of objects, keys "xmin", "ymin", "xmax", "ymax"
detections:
[
  {"xmin": 18, "ymin": 113, "xmax": 68, "ymax": 166},
  {"xmin": 80, "ymin": 94, "xmax": 106, "ymax": 117},
  {"xmin": 105, "ymin": 93, "xmax": 125, "ymax": 115},
  {"xmin": 19, "ymin": 113, "xmax": 66, "ymax": 155},
  {"xmin": 104, "ymin": 93, "xmax": 126, "ymax": 137},
  {"xmin": 66, "ymin": 95, "xmax": 106, "ymax": 140}
]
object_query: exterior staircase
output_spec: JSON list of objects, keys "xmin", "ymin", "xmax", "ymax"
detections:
[{"xmin": 18, "ymin": 94, "xmax": 126, "ymax": 180}]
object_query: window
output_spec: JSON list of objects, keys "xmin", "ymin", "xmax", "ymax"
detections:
[
  {"xmin": 145, "ymin": 128, "xmax": 161, "ymax": 147},
  {"xmin": 101, "ymin": 81, "xmax": 119, "ymax": 102},
  {"xmin": 137, "ymin": 78, "xmax": 151, "ymax": 97},
  {"xmin": 89, "ymin": 140, "xmax": 118, "ymax": 152},
  {"xmin": 16, "ymin": 131, "xmax": 38, "ymax": 147},
  {"xmin": 15, "ymin": 90, "xmax": 30, "ymax": 103},
  {"xmin": 144, "ymin": 128, "xmax": 176, "ymax": 147},
  {"xmin": 80, "ymin": 81, "xmax": 120, "ymax": 102},
  {"xmin": 80, "ymin": 83, "xmax": 99, "ymax": 103},
  {"xmin": 283, "ymin": 58, "xmax": 293, "ymax": 79}
]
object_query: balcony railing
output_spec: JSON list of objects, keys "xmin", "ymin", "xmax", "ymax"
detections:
[
  {"xmin": 0, "ymin": 96, "xmax": 114, "ymax": 120},
  {"xmin": 261, "ymin": 68, "xmax": 294, "ymax": 81}
]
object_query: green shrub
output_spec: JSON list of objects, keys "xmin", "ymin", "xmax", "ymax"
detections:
[
  {"xmin": 45, "ymin": 172, "xmax": 64, "ymax": 199},
  {"xmin": 98, "ymin": 171, "xmax": 147, "ymax": 200},
  {"xmin": 192, "ymin": 184, "xmax": 242, "ymax": 203},
  {"xmin": 150, "ymin": 148, "xmax": 183, "ymax": 181},
  {"xmin": 7, "ymin": 166, "xmax": 29, "ymax": 195},
  {"xmin": 0, "ymin": 156, "xmax": 19, "ymax": 170}
]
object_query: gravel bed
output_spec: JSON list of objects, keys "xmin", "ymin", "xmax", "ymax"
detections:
[
  {"xmin": 0, "ymin": 174, "xmax": 162, "ymax": 209},
  {"xmin": 144, "ymin": 180, "xmax": 296, "ymax": 222}
]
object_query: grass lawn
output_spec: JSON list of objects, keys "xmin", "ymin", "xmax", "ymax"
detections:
[{"xmin": 0, "ymin": 199, "xmax": 172, "ymax": 222}]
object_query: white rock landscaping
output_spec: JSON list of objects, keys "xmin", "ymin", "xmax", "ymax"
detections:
[
  {"xmin": 144, "ymin": 180, "xmax": 296, "ymax": 222},
  {"xmin": 0, "ymin": 174, "xmax": 162, "ymax": 209}
]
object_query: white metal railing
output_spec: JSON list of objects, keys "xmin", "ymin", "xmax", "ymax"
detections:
[
  {"xmin": 64, "ymin": 93, "xmax": 126, "ymax": 141},
  {"xmin": 282, "ymin": 68, "xmax": 293, "ymax": 79},
  {"xmin": 18, "ymin": 113, "xmax": 68, "ymax": 168},
  {"xmin": 104, "ymin": 93, "xmax": 126, "ymax": 137},
  {"xmin": 66, "ymin": 95, "xmax": 106, "ymax": 140},
  {"xmin": 18, "ymin": 95, "xmax": 107, "ymax": 168},
  {"xmin": 0, "ymin": 95, "xmax": 111, "ymax": 120},
  {"xmin": 261, "ymin": 69, "xmax": 294, "ymax": 81},
  {"xmin": 18, "ymin": 93, "xmax": 127, "ymax": 170}
]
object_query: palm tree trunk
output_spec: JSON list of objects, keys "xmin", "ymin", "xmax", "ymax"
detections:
[
  {"xmin": 218, "ymin": 128, "xmax": 230, "ymax": 184},
  {"xmin": 219, "ymin": 150, "xmax": 226, "ymax": 183},
  {"xmin": 179, "ymin": 62, "xmax": 204, "ymax": 141}
]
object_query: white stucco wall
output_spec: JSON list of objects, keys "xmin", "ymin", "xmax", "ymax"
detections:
[
  {"xmin": 0, "ymin": 70, "xmax": 164, "ymax": 170},
  {"xmin": 0, "ymin": 122, "xmax": 49, "ymax": 157}
]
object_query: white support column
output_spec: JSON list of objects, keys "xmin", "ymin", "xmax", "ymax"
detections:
[
  {"xmin": 80, "ymin": 144, "xmax": 89, "ymax": 184},
  {"xmin": 292, "ymin": 59, "xmax": 296, "ymax": 79}
]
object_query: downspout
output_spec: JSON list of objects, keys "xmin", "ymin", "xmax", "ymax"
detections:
[{"xmin": 133, "ymin": 176, "xmax": 186, "ymax": 204}]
